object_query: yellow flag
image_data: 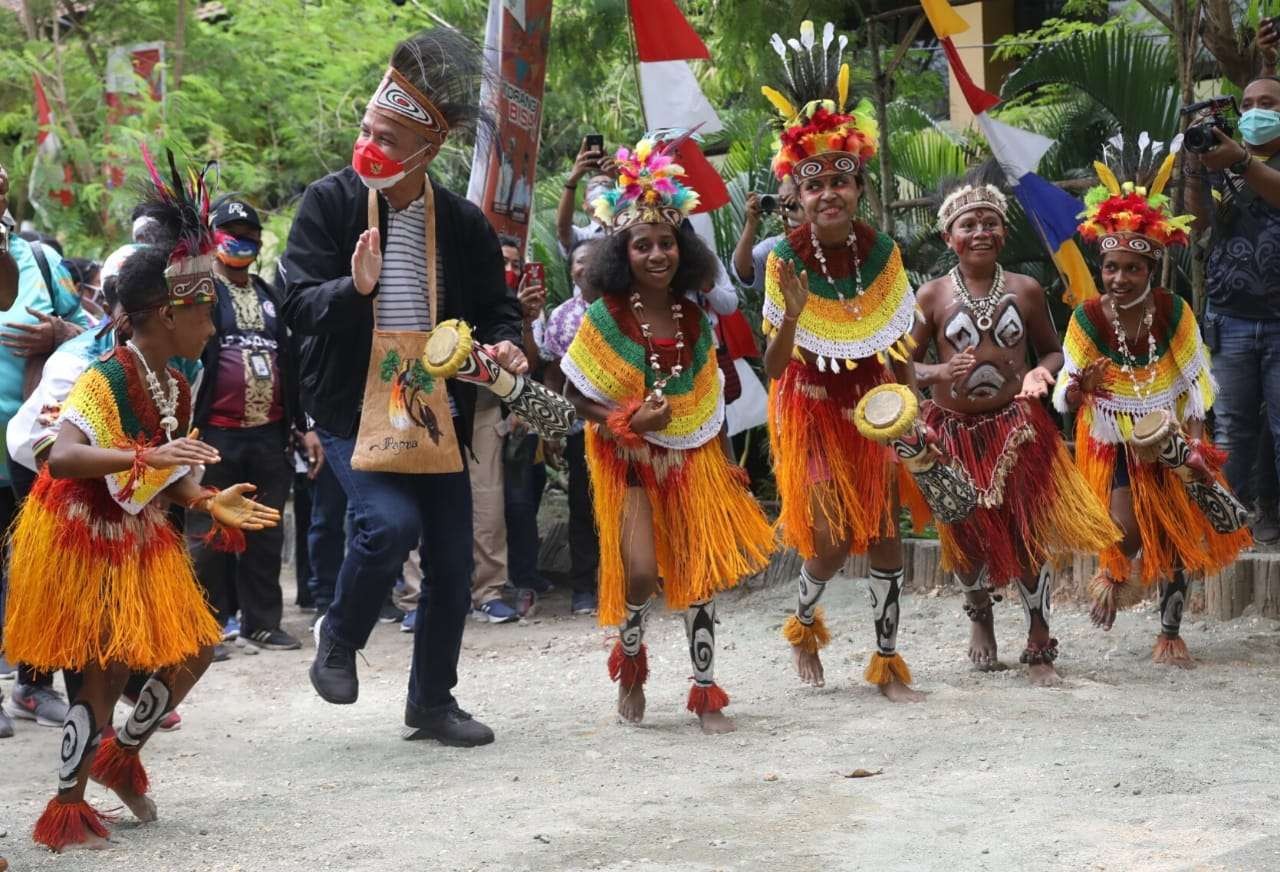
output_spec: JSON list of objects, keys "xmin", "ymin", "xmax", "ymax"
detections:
[
  {"xmin": 921, "ymin": 0, "xmax": 969, "ymax": 39},
  {"xmin": 1053, "ymin": 240, "xmax": 1100, "ymax": 307}
]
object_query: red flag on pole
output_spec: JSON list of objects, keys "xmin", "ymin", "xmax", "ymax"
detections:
[{"xmin": 629, "ymin": 0, "xmax": 709, "ymax": 61}]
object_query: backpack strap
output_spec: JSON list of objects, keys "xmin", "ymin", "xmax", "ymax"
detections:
[{"xmin": 29, "ymin": 241, "xmax": 57, "ymax": 312}]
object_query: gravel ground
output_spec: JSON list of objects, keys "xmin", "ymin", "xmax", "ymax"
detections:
[{"xmin": 3, "ymin": 571, "xmax": 1280, "ymax": 872}]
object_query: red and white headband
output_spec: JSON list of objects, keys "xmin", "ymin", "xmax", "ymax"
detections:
[{"xmin": 367, "ymin": 68, "xmax": 450, "ymax": 145}]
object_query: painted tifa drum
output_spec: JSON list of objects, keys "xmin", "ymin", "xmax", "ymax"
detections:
[
  {"xmin": 1130, "ymin": 409, "xmax": 1249, "ymax": 534},
  {"xmin": 853, "ymin": 383, "xmax": 977, "ymax": 524},
  {"xmin": 423, "ymin": 319, "xmax": 576, "ymax": 441}
]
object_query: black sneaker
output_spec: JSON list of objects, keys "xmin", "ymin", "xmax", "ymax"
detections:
[
  {"xmin": 241, "ymin": 627, "xmax": 302, "ymax": 650},
  {"xmin": 402, "ymin": 703, "xmax": 495, "ymax": 747},
  {"xmin": 378, "ymin": 602, "xmax": 406, "ymax": 624},
  {"xmin": 310, "ymin": 616, "xmax": 358, "ymax": 705}
]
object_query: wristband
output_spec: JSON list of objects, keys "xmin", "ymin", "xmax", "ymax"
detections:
[
  {"xmin": 605, "ymin": 399, "xmax": 646, "ymax": 449},
  {"xmin": 185, "ymin": 486, "xmax": 217, "ymax": 513}
]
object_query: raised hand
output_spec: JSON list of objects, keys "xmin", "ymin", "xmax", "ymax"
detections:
[
  {"xmin": 1017, "ymin": 365, "xmax": 1055, "ymax": 399},
  {"xmin": 778, "ymin": 259, "xmax": 809, "ymax": 321},
  {"xmin": 517, "ymin": 276, "xmax": 546, "ymax": 321},
  {"xmin": 569, "ymin": 138, "xmax": 603, "ymax": 185},
  {"xmin": 352, "ymin": 227, "xmax": 382, "ymax": 296},
  {"xmin": 141, "ymin": 436, "xmax": 221, "ymax": 468},
  {"xmin": 209, "ymin": 483, "xmax": 282, "ymax": 531}
]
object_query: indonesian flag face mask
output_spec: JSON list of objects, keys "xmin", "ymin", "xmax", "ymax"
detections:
[{"xmin": 351, "ymin": 139, "xmax": 431, "ymax": 191}]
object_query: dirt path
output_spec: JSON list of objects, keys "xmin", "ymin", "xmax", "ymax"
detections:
[{"xmin": 4, "ymin": 574, "xmax": 1280, "ymax": 871}]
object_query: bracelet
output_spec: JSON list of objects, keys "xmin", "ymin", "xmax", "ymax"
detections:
[
  {"xmin": 564, "ymin": 178, "xmax": 579, "ymax": 190},
  {"xmin": 605, "ymin": 399, "xmax": 646, "ymax": 449},
  {"xmin": 782, "ymin": 313, "xmax": 800, "ymax": 324},
  {"xmin": 185, "ymin": 486, "xmax": 217, "ymax": 513}
]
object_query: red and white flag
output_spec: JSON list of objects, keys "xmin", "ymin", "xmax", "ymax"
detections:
[
  {"xmin": 629, "ymin": 0, "xmax": 728, "ymax": 213},
  {"xmin": 31, "ymin": 75, "xmax": 73, "ymax": 211}
]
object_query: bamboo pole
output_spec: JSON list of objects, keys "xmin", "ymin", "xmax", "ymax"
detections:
[{"xmin": 868, "ymin": 19, "xmax": 895, "ymax": 233}]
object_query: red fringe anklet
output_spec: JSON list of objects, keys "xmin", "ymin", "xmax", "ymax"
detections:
[
  {"xmin": 686, "ymin": 682, "xmax": 730, "ymax": 715},
  {"xmin": 32, "ymin": 797, "xmax": 114, "ymax": 852},
  {"xmin": 90, "ymin": 735, "xmax": 150, "ymax": 796},
  {"xmin": 1152, "ymin": 633, "xmax": 1193, "ymax": 666},
  {"xmin": 607, "ymin": 641, "xmax": 649, "ymax": 687}
]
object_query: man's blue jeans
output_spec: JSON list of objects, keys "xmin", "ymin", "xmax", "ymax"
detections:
[
  {"xmin": 306, "ymin": 461, "xmax": 349, "ymax": 615},
  {"xmin": 1205, "ymin": 310, "xmax": 1280, "ymax": 506},
  {"xmin": 318, "ymin": 428, "xmax": 474, "ymax": 713}
]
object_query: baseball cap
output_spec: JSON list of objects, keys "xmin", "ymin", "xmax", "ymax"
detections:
[{"xmin": 210, "ymin": 196, "xmax": 262, "ymax": 230}]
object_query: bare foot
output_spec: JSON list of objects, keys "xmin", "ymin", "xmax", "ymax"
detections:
[
  {"xmin": 1089, "ymin": 600, "xmax": 1116, "ymax": 631},
  {"xmin": 698, "ymin": 710, "xmax": 736, "ymax": 734},
  {"xmin": 968, "ymin": 616, "xmax": 1000, "ymax": 671},
  {"xmin": 110, "ymin": 785, "xmax": 157, "ymax": 823},
  {"xmin": 617, "ymin": 682, "xmax": 645, "ymax": 724},
  {"xmin": 791, "ymin": 645, "xmax": 825, "ymax": 687},
  {"xmin": 61, "ymin": 834, "xmax": 111, "ymax": 852},
  {"xmin": 1152, "ymin": 635, "xmax": 1196, "ymax": 670},
  {"xmin": 1027, "ymin": 662, "xmax": 1062, "ymax": 687},
  {"xmin": 878, "ymin": 677, "xmax": 925, "ymax": 703}
]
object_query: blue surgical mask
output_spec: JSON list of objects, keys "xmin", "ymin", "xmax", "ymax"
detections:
[{"xmin": 1240, "ymin": 108, "xmax": 1280, "ymax": 146}]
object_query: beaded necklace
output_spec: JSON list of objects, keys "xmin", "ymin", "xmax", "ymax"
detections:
[
  {"xmin": 808, "ymin": 223, "xmax": 864, "ymax": 316},
  {"xmin": 126, "ymin": 340, "xmax": 180, "ymax": 440},
  {"xmin": 949, "ymin": 263, "xmax": 1006, "ymax": 331},
  {"xmin": 629, "ymin": 290, "xmax": 686, "ymax": 399}
]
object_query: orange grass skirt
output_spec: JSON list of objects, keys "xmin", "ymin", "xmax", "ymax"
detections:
[
  {"xmin": 1, "ymin": 470, "xmax": 221, "ymax": 672},
  {"xmin": 586, "ymin": 427, "xmax": 774, "ymax": 627}
]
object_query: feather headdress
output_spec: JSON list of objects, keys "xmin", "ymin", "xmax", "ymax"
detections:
[
  {"xmin": 1077, "ymin": 153, "xmax": 1189, "ymax": 261},
  {"xmin": 762, "ymin": 21, "xmax": 878, "ymax": 183},
  {"xmin": 137, "ymin": 144, "xmax": 219, "ymax": 305},
  {"xmin": 592, "ymin": 137, "xmax": 700, "ymax": 229}
]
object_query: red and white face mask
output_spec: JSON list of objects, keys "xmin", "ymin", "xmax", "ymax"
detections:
[{"xmin": 351, "ymin": 139, "xmax": 430, "ymax": 191}]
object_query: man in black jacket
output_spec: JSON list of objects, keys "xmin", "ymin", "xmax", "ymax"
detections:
[
  {"xmin": 189, "ymin": 195, "xmax": 302, "ymax": 653},
  {"xmin": 280, "ymin": 27, "xmax": 524, "ymax": 747}
]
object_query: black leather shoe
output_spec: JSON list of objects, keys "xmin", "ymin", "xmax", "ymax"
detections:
[
  {"xmin": 402, "ymin": 703, "xmax": 495, "ymax": 747},
  {"xmin": 310, "ymin": 615, "xmax": 358, "ymax": 705}
]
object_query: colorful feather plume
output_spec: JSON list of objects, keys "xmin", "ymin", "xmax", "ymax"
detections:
[{"xmin": 592, "ymin": 137, "xmax": 701, "ymax": 229}]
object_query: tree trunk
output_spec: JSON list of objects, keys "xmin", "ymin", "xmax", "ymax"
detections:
[
  {"xmin": 173, "ymin": 0, "xmax": 188, "ymax": 90},
  {"xmin": 868, "ymin": 21, "xmax": 895, "ymax": 233}
]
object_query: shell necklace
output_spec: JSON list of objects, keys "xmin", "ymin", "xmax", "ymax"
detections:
[
  {"xmin": 950, "ymin": 264, "xmax": 1005, "ymax": 332},
  {"xmin": 809, "ymin": 223, "xmax": 864, "ymax": 316},
  {"xmin": 630, "ymin": 290, "xmax": 686, "ymax": 400},
  {"xmin": 126, "ymin": 340, "xmax": 179, "ymax": 440},
  {"xmin": 1108, "ymin": 297, "xmax": 1158, "ymax": 399}
]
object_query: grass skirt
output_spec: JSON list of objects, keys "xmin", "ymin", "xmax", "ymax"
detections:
[
  {"xmin": 2, "ymin": 470, "xmax": 221, "ymax": 672},
  {"xmin": 924, "ymin": 399, "xmax": 1119, "ymax": 586},
  {"xmin": 1074, "ymin": 417, "xmax": 1252, "ymax": 585},
  {"xmin": 586, "ymin": 427, "xmax": 774, "ymax": 627},
  {"xmin": 768, "ymin": 359, "xmax": 901, "ymax": 558}
]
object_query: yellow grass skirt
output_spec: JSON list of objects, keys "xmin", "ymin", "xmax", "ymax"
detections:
[
  {"xmin": 2, "ymin": 471, "xmax": 221, "ymax": 672},
  {"xmin": 586, "ymin": 426, "xmax": 774, "ymax": 627}
]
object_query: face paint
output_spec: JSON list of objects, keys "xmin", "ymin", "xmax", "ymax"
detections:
[{"xmin": 351, "ymin": 139, "xmax": 430, "ymax": 190}]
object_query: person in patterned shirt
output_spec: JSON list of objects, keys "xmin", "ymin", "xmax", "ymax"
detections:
[{"xmin": 187, "ymin": 196, "xmax": 304, "ymax": 653}]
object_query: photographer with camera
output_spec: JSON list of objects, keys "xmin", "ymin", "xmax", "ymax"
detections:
[
  {"xmin": 730, "ymin": 179, "xmax": 802, "ymax": 291},
  {"xmin": 1184, "ymin": 75, "xmax": 1280, "ymax": 534},
  {"xmin": 556, "ymin": 135, "xmax": 615, "ymax": 256}
]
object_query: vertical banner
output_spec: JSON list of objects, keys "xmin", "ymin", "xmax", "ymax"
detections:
[
  {"xmin": 103, "ymin": 42, "xmax": 166, "ymax": 189},
  {"xmin": 466, "ymin": 0, "xmax": 553, "ymax": 252}
]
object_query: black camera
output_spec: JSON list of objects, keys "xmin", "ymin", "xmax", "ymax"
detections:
[
  {"xmin": 758, "ymin": 193, "xmax": 778, "ymax": 214},
  {"xmin": 1181, "ymin": 96, "xmax": 1239, "ymax": 154}
]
